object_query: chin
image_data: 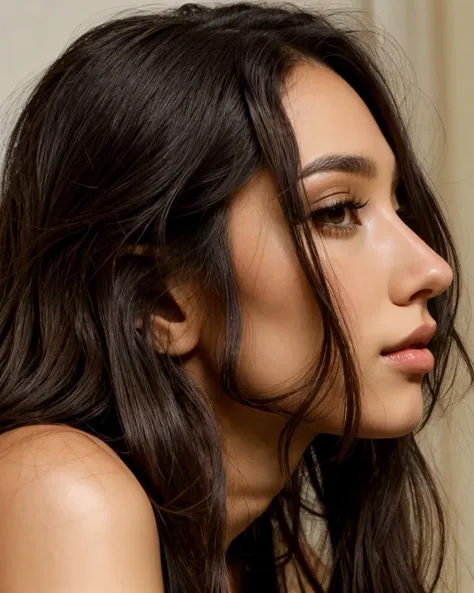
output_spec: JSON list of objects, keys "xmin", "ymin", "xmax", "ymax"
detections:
[{"xmin": 357, "ymin": 381, "xmax": 425, "ymax": 439}]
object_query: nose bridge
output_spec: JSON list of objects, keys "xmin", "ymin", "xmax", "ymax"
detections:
[{"xmin": 385, "ymin": 214, "xmax": 453, "ymax": 303}]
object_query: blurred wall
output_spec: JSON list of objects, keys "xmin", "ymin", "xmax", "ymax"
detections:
[{"xmin": 372, "ymin": 3, "xmax": 474, "ymax": 590}]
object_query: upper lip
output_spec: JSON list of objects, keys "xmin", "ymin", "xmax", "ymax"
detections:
[{"xmin": 381, "ymin": 323, "xmax": 437, "ymax": 354}]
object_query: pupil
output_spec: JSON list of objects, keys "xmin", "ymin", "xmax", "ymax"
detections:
[{"xmin": 328, "ymin": 206, "xmax": 346, "ymax": 224}]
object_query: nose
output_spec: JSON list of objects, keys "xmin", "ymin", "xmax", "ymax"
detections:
[{"xmin": 388, "ymin": 223, "xmax": 454, "ymax": 306}]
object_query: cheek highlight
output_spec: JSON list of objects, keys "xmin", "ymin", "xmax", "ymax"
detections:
[{"xmin": 228, "ymin": 174, "xmax": 325, "ymax": 400}]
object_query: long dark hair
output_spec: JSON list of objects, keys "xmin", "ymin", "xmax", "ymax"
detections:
[{"xmin": 0, "ymin": 3, "xmax": 472, "ymax": 592}]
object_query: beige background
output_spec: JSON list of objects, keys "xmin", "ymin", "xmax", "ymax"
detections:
[{"xmin": 0, "ymin": 0, "xmax": 472, "ymax": 589}]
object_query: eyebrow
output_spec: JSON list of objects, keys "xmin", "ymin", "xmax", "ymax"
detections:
[{"xmin": 299, "ymin": 154, "xmax": 399, "ymax": 193}]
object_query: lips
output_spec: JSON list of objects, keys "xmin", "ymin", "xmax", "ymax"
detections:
[
  {"xmin": 380, "ymin": 323, "xmax": 437, "ymax": 374},
  {"xmin": 381, "ymin": 323, "xmax": 437, "ymax": 356}
]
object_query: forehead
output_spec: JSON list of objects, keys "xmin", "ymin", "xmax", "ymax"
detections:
[{"xmin": 282, "ymin": 61, "xmax": 395, "ymax": 172}]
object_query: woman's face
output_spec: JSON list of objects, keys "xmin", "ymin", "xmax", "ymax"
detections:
[{"xmin": 189, "ymin": 62, "xmax": 453, "ymax": 438}]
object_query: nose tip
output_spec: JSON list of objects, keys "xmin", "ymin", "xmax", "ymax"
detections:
[
  {"xmin": 427, "ymin": 257, "xmax": 454, "ymax": 300},
  {"xmin": 390, "ymin": 235, "xmax": 454, "ymax": 307},
  {"xmin": 407, "ymin": 256, "xmax": 453, "ymax": 305}
]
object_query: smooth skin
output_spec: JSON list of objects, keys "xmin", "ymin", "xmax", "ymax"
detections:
[
  {"xmin": 0, "ymin": 62, "xmax": 453, "ymax": 592},
  {"xmin": 0, "ymin": 425, "xmax": 164, "ymax": 593}
]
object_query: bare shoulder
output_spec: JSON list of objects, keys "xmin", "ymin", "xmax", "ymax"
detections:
[{"xmin": 0, "ymin": 424, "xmax": 164, "ymax": 592}]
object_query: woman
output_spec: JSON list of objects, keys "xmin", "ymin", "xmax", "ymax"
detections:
[{"xmin": 0, "ymin": 3, "xmax": 472, "ymax": 592}]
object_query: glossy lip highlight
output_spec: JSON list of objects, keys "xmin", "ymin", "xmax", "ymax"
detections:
[{"xmin": 380, "ymin": 323, "xmax": 437, "ymax": 375}]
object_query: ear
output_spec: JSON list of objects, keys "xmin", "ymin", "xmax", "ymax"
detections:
[
  {"xmin": 147, "ymin": 282, "xmax": 203, "ymax": 357},
  {"xmin": 117, "ymin": 244, "xmax": 203, "ymax": 357}
]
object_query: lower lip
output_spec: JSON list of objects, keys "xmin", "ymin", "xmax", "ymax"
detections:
[{"xmin": 381, "ymin": 348, "xmax": 434, "ymax": 374}]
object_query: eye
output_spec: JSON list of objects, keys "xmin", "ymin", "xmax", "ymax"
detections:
[
  {"xmin": 318, "ymin": 204, "xmax": 356, "ymax": 226},
  {"xmin": 308, "ymin": 195, "xmax": 369, "ymax": 236}
]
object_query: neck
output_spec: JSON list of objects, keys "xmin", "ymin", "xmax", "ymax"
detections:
[
  {"xmin": 219, "ymin": 402, "xmax": 315, "ymax": 549},
  {"xmin": 183, "ymin": 356, "xmax": 316, "ymax": 550}
]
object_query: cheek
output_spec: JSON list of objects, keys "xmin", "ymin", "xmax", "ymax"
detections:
[
  {"xmin": 319, "ymin": 241, "xmax": 383, "ymax": 350},
  {"xmin": 230, "ymin": 210, "xmax": 323, "ymax": 397}
]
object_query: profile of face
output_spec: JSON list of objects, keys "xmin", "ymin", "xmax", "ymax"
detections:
[{"xmin": 158, "ymin": 61, "xmax": 453, "ymax": 440}]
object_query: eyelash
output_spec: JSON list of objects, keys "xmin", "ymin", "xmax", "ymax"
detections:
[{"xmin": 308, "ymin": 193, "xmax": 369, "ymax": 237}]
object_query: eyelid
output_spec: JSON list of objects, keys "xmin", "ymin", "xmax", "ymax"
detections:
[
  {"xmin": 308, "ymin": 195, "xmax": 369, "ymax": 225},
  {"xmin": 304, "ymin": 168, "xmax": 396, "ymax": 206},
  {"xmin": 319, "ymin": 189, "xmax": 353, "ymax": 200},
  {"xmin": 302, "ymin": 170, "xmax": 369, "ymax": 199},
  {"xmin": 307, "ymin": 188, "xmax": 355, "ymax": 208},
  {"xmin": 312, "ymin": 190, "xmax": 363, "ymax": 210}
]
